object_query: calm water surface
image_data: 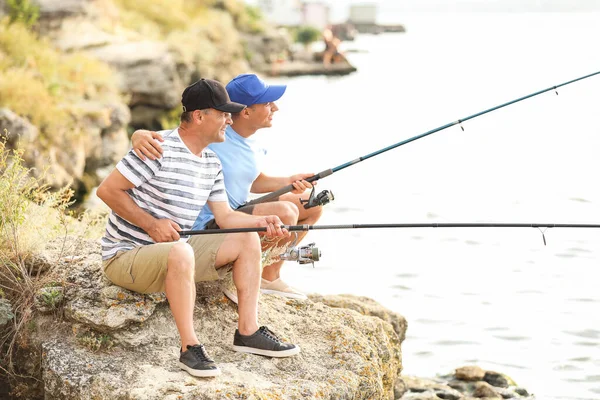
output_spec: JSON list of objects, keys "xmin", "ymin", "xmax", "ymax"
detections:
[{"xmin": 258, "ymin": 13, "xmax": 600, "ymax": 400}]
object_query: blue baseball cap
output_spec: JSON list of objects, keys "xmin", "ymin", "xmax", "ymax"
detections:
[{"xmin": 225, "ymin": 74, "xmax": 287, "ymax": 106}]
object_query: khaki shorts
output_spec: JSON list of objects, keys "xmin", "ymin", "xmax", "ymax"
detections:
[{"xmin": 102, "ymin": 234, "xmax": 227, "ymax": 294}]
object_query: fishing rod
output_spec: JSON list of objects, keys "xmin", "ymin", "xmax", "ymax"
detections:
[
  {"xmin": 181, "ymin": 223, "xmax": 600, "ymax": 236},
  {"xmin": 181, "ymin": 222, "xmax": 600, "ymax": 258},
  {"xmin": 245, "ymin": 70, "xmax": 600, "ymax": 208}
]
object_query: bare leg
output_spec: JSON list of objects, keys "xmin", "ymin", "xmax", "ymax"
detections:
[
  {"xmin": 279, "ymin": 192, "xmax": 323, "ymax": 246},
  {"xmin": 323, "ymin": 50, "xmax": 333, "ymax": 66},
  {"xmin": 215, "ymin": 232, "xmax": 262, "ymax": 335},
  {"xmin": 165, "ymin": 242, "xmax": 199, "ymax": 349}
]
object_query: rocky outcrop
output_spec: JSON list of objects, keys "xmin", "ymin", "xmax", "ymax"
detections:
[
  {"xmin": 264, "ymin": 59, "xmax": 358, "ymax": 77},
  {"xmin": 91, "ymin": 41, "xmax": 182, "ymax": 111},
  {"xmin": 0, "ymin": 103, "xmax": 130, "ymax": 190},
  {"xmin": 243, "ymin": 29, "xmax": 291, "ymax": 72},
  {"xmin": 31, "ymin": 0, "xmax": 254, "ymax": 129},
  {"xmin": 0, "ymin": 108, "xmax": 39, "ymax": 149},
  {"xmin": 0, "ymin": 298, "xmax": 13, "ymax": 327},
  {"xmin": 398, "ymin": 367, "xmax": 533, "ymax": 399},
  {"xmin": 21, "ymin": 238, "xmax": 405, "ymax": 399},
  {"xmin": 2, "ymin": 0, "xmax": 352, "ymax": 198}
]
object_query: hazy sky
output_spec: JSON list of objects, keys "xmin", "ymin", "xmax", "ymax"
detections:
[
  {"xmin": 247, "ymin": 0, "xmax": 600, "ymax": 24},
  {"xmin": 307, "ymin": 0, "xmax": 600, "ymax": 11}
]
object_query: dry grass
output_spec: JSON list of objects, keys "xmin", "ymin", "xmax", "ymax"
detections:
[
  {"xmin": 0, "ymin": 137, "xmax": 106, "ymax": 384},
  {"xmin": 0, "ymin": 19, "xmax": 118, "ymax": 147},
  {"xmin": 111, "ymin": 0, "xmax": 264, "ymax": 39}
]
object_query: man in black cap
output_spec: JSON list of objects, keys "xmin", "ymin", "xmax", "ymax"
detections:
[
  {"xmin": 131, "ymin": 74, "xmax": 322, "ymax": 303},
  {"xmin": 97, "ymin": 79, "xmax": 301, "ymax": 379}
]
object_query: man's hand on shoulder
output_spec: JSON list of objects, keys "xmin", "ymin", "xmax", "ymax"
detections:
[
  {"xmin": 289, "ymin": 173, "xmax": 315, "ymax": 194},
  {"xmin": 256, "ymin": 215, "xmax": 289, "ymax": 238},
  {"xmin": 132, "ymin": 130, "xmax": 164, "ymax": 161},
  {"xmin": 147, "ymin": 219, "xmax": 181, "ymax": 242}
]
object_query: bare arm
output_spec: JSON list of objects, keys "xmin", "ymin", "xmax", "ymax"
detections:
[
  {"xmin": 97, "ymin": 169, "xmax": 181, "ymax": 242},
  {"xmin": 131, "ymin": 129, "xmax": 164, "ymax": 161},
  {"xmin": 250, "ymin": 172, "xmax": 316, "ymax": 194},
  {"xmin": 208, "ymin": 201, "xmax": 288, "ymax": 238}
]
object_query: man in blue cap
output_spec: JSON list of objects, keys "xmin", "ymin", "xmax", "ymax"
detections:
[{"xmin": 131, "ymin": 74, "xmax": 323, "ymax": 303}]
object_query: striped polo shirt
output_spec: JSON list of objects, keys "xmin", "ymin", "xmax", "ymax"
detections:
[{"xmin": 101, "ymin": 129, "xmax": 228, "ymax": 261}]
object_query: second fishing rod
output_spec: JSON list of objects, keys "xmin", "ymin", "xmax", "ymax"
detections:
[
  {"xmin": 245, "ymin": 70, "xmax": 600, "ymax": 208},
  {"xmin": 180, "ymin": 222, "xmax": 600, "ymax": 265}
]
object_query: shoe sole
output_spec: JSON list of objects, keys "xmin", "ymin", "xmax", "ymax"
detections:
[
  {"xmin": 260, "ymin": 289, "xmax": 307, "ymax": 300},
  {"xmin": 232, "ymin": 345, "xmax": 301, "ymax": 358},
  {"xmin": 221, "ymin": 288, "xmax": 238, "ymax": 304},
  {"xmin": 178, "ymin": 362, "xmax": 222, "ymax": 377}
]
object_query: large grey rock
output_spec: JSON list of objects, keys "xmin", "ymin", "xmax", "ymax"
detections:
[
  {"xmin": 243, "ymin": 28, "xmax": 291, "ymax": 70},
  {"xmin": 82, "ymin": 101, "xmax": 131, "ymax": 174},
  {"xmin": 473, "ymin": 381, "xmax": 502, "ymax": 399},
  {"xmin": 0, "ymin": 103, "xmax": 129, "ymax": 191},
  {"xmin": 0, "ymin": 108, "xmax": 39, "ymax": 149},
  {"xmin": 31, "ymin": 238, "xmax": 404, "ymax": 399},
  {"xmin": 35, "ymin": 0, "xmax": 91, "ymax": 17},
  {"xmin": 91, "ymin": 41, "xmax": 183, "ymax": 110},
  {"xmin": 455, "ymin": 365, "xmax": 485, "ymax": 381},
  {"xmin": 310, "ymin": 294, "xmax": 407, "ymax": 342},
  {"xmin": 52, "ymin": 20, "xmax": 120, "ymax": 52},
  {"xmin": 400, "ymin": 367, "xmax": 535, "ymax": 400},
  {"xmin": 62, "ymin": 242, "xmax": 166, "ymax": 331},
  {"xmin": 34, "ymin": 0, "xmax": 95, "ymax": 34},
  {"xmin": 399, "ymin": 376, "xmax": 463, "ymax": 400}
]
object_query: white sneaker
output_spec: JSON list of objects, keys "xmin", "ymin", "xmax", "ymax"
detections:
[
  {"xmin": 217, "ymin": 266, "xmax": 237, "ymax": 304},
  {"xmin": 260, "ymin": 278, "xmax": 307, "ymax": 300}
]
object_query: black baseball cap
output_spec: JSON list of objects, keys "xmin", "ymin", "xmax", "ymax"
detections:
[{"xmin": 181, "ymin": 79, "xmax": 246, "ymax": 113}]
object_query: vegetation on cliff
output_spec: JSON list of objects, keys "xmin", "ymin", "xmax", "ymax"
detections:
[
  {"xmin": 112, "ymin": 0, "xmax": 265, "ymax": 36},
  {"xmin": 0, "ymin": 138, "xmax": 102, "ymax": 387},
  {"xmin": 0, "ymin": 19, "xmax": 119, "ymax": 146}
]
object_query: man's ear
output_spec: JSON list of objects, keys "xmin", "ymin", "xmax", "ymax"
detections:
[{"xmin": 192, "ymin": 110, "xmax": 203, "ymax": 123}]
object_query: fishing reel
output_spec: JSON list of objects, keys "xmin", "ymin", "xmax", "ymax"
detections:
[
  {"xmin": 300, "ymin": 186, "xmax": 334, "ymax": 209},
  {"xmin": 279, "ymin": 233, "xmax": 321, "ymax": 267}
]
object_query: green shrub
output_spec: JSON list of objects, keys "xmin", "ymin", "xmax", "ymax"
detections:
[
  {"xmin": 40, "ymin": 286, "xmax": 63, "ymax": 309},
  {"xmin": 77, "ymin": 330, "xmax": 114, "ymax": 352},
  {"xmin": 294, "ymin": 26, "xmax": 321, "ymax": 46},
  {"xmin": 6, "ymin": 0, "xmax": 39, "ymax": 27},
  {"xmin": 0, "ymin": 136, "xmax": 81, "ymax": 376}
]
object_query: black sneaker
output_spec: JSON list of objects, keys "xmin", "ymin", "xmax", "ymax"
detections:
[
  {"xmin": 178, "ymin": 344, "xmax": 221, "ymax": 377},
  {"xmin": 232, "ymin": 326, "xmax": 301, "ymax": 358}
]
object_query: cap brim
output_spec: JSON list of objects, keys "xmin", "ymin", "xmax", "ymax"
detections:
[
  {"xmin": 214, "ymin": 101, "xmax": 246, "ymax": 113},
  {"xmin": 255, "ymin": 85, "xmax": 287, "ymax": 104}
]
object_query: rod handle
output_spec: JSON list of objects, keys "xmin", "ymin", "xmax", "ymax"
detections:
[
  {"xmin": 244, "ymin": 169, "xmax": 333, "ymax": 206},
  {"xmin": 180, "ymin": 225, "xmax": 311, "ymax": 236}
]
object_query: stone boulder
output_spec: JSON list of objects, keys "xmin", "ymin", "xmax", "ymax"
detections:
[
  {"xmin": 26, "ymin": 238, "xmax": 405, "ymax": 399},
  {"xmin": 0, "ymin": 108, "xmax": 40, "ymax": 149},
  {"xmin": 398, "ymin": 366, "xmax": 534, "ymax": 399},
  {"xmin": 243, "ymin": 28, "xmax": 291, "ymax": 71},
  {"xmin": 0, "ymin": 298, "xmax": 13, "ymax": 327},
  {"xmin": 91, "ymin": 41, "xmax": 183, "ymax": 112},
  {"xmin": 0, "ymin": 102, "xmax": 129, "ymax": 190}
]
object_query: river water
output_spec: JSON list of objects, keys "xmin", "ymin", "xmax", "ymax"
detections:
[{"xmin": 256, "ymin": 12, "xmax": 600, "ymax": 400}]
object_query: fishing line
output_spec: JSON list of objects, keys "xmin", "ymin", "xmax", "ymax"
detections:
[{"xmin": 246, "ymin": 70, "xmax": 600, "ymax": 206}]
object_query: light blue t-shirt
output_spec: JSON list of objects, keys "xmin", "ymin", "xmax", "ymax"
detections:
[{"xmin": 193, "ymin": 125, "xmax": 265, "ymax": 229}]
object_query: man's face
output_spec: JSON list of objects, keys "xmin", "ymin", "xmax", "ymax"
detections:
[
  {"xmin": 248, "ymin": 101, "xmax": 279, "ymax": 129},
  {"xmin": 198, "ymin": 109, "xmax": 232, "ymax": 142}
]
